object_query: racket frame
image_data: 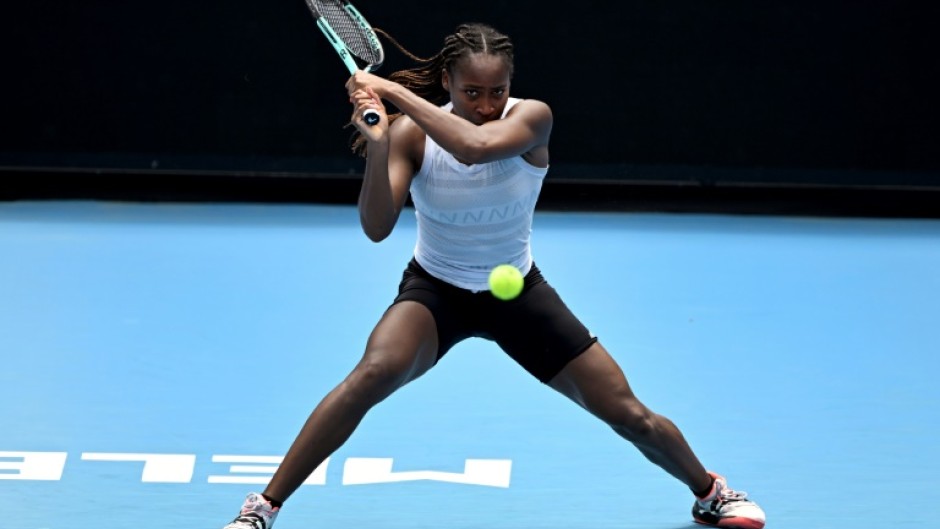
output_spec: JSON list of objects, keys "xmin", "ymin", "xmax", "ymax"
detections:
[{"xmin": 304, "ymin": 0, "xmax": 384, "ymax": 125}]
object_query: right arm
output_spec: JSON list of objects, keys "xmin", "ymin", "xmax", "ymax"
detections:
[
  {"xmin": 350, "ymin": 87, "xmax": 422, "ymax": 242},
  {"xmin": 347, "ymin": 70, "xmax": 551, "ymax": 165}
]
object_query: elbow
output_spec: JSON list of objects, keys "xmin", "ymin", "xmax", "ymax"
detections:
[
  {"xmin": 359, "ymin": 214, "xmax": 394, "ymax": 243},
  {"xmin": 453, "ymin": 137, "xmax": 491, "ymax": 165},
  {"xmin": 458, "ymin": 150, "xmax": 488, "ymax": 165},
  {"xmin": 363, "ymin": 227, "xmax": 390, "ymax": 243}
]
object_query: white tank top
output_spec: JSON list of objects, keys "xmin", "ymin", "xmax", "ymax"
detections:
[{"xmin": 410, "ymin": 98, "xmax": 549, "ymax": 291}]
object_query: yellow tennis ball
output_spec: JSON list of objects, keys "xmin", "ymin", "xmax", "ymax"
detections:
[{"xmin": 488, "ymin": 264, "xmax": 524, "ymax": 301}]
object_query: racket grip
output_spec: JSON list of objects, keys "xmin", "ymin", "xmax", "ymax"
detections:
[{"xmin": 363, "ymin": 109, "xmax": 380, "ymax": 126}]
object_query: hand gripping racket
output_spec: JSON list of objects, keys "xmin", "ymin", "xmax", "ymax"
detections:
[{"xmin": 303, "ymin": 0, "xmax": 385, "ymax": 125}]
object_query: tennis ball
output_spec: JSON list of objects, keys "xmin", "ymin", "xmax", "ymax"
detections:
[{"xmin": 488, "ymin": 264, "xmax": 524, "ymax": 301}]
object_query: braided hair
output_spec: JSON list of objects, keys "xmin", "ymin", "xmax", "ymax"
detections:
[{"xmin": 350, "ymin": 23, "xmax": 515, "ymax": 156}]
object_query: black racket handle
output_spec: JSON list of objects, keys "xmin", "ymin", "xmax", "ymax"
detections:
[{"xmin": 363, "ymin": 109, "xmax": 380, "ymax": 126}]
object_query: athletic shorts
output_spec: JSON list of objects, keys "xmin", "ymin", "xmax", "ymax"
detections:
[{"xmin": 391, "ymin": 258, "xmax": 598, "ymax": 383}]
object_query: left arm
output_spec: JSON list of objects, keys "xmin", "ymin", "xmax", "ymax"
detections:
[{"xmin": 346, "ymin": 71, "xmax": 552, "ymax": 164}]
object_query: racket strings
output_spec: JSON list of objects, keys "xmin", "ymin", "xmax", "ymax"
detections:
[{"xmin": 317, "ymin": 1, "xmax": 382, "ymax": 67}]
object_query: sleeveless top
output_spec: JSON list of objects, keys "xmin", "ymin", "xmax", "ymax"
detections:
[{"xmin": 410, "ymin": 97, "xmax": 549, "ymax": 291}]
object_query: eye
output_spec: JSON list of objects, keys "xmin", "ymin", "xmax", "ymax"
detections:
[
  {"xmin": 464, "ymin": 89, "xmax": 479, "ymax": 98},
  {"xmin": 493, "ymin": 88, "xmax": 506, "ymax": 96}
]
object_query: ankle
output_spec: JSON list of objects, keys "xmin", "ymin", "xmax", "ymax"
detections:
[
  {"xmin": 261, "ymin": 493, "xmax": 283, "ymax": 509},
  {"xmin": 692, "ymin": 475, "xmax": 716, "ymax": 500}
]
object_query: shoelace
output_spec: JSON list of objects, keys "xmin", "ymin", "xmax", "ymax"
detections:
[
  {"xmin": 233, "ymin": 513, "xmax": 268, "ymax": 529},
  {"xmin": 718, "ymin": 486, "xmax": 750, "ymax": 502}
]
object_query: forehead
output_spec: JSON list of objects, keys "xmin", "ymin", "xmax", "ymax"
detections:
[{"xmin": 450, "ymin": 53, "xmax": 512, "ymax": 86}]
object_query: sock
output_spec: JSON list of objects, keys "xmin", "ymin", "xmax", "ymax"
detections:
[
  {"xmin": 692, "ymin": 476, "xmax": 716, "ymax": 499},
  {"xmin": 261, "ymin": 493, "xmax": 283, "ymax": 509}
]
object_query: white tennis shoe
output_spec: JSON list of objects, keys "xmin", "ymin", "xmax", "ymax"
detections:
[
  {"xmin": 223, "ymin": 492, "xmax": 280, "ymax": 529},
  {"xmin": 692, "ymin": 472, "xmax": 766, "ymax": 529}
]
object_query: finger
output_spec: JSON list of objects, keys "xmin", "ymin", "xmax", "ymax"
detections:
[{"xmin": 351, "ymin": 97, "xmax": 375, "ymax": 114}]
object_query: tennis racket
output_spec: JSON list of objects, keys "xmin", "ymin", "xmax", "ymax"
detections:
[{"xmin": 303, "ymin": 0, "xmax": 385, "ymax": 125}]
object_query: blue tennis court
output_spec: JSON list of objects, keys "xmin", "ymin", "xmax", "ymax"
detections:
[{"xmin": 2, "ymin": 200, "xmax": 939, "ymax": 528}]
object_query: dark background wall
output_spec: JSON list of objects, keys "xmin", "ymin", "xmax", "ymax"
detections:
[{"xmin": 2, "ymin": 1, "xmax": 939, "ymax": 197}]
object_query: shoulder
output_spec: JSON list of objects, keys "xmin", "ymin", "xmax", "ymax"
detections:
[
  {"xmin": 507, "ymin": 98, "xmax": 552, "ymax": 119},
  {"xmin": 389, "ymin": 113, "xmax": 427, "ymax": 165},
  {"xmin": 390, "ymin": 113, "xmax": 426, "ymax": 141},
  {"xmin": 506, "ymin": 99, "xmax": 553, "ymax": 147},
  {"xmin": 506, "ymin": 98, "xmax": 553, "ymax": 132}
]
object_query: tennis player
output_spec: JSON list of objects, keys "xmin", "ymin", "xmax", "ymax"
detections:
[{"xmin": 221, "ymin": 22, "xmax": 765, "ymax": 529}]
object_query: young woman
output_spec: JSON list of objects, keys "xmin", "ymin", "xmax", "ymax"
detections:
[{"xmin": 221, "ymin": 23, "xmax": 765, "ymax": 529}]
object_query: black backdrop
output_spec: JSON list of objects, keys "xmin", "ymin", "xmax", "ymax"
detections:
[{"xmin": 2, "ymin": 1, "xmax": 939, "ymax": 190}]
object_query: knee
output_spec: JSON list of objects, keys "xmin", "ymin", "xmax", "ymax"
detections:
[
  {"xmin": 608, "ymin": 401, "xmax": 657, "ymax": 442},
  {"xmin": 343, "ymin": 355, "xmax": 410, "ymax": 403}
]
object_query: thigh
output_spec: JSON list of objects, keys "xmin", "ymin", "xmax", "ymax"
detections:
[
  {"xmin": 391, "ymin": 258, "xmax": 475, "ymax": 360},
  {"xmin": 488, "ymin": 268, "xmax": 598, "ymax": 383},
  {"xmin": 548, "ymin": 341, "xmax": 643, "ymax": 421},
  {"xmin": 360, "ymin": 300, "xmax": 440, "ymax": 387}
]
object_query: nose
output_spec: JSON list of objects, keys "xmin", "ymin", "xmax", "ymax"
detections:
[{"xmin": 477, "ymin": 95, "xmax": 496, "ymax": 117}]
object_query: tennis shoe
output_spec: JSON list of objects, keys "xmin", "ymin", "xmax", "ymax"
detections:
[
  {"xmin": 692, "ymin": 472, "xmax": 765, "ymax": 529},
  {"xmin": 223, "ymin": 492, "xmax": 280, "ymax": 529}
]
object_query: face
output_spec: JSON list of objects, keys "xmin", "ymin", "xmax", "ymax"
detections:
[{"xmin": 443, "ymin": 53, "xmax": 512, "ymax": 125}]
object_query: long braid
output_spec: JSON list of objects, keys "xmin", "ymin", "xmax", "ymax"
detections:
[{"xmin": 350, "ymin": 23, "xmax": 514, "ymax": 156}]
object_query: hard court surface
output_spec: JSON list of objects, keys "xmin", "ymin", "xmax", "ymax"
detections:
[{"xmin": 2, "ymin": 200, "xmax": 938, "ymax": 528}]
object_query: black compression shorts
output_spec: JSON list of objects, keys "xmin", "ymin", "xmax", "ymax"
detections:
[{"xmin": 391, "ymin": 258, "xmax": 598, "ymax": 383}]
